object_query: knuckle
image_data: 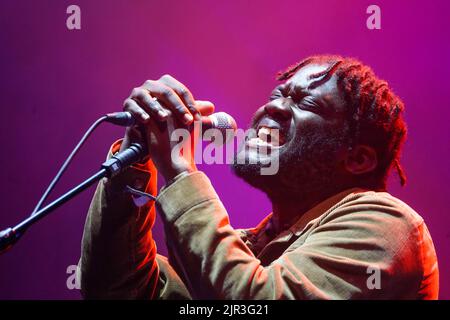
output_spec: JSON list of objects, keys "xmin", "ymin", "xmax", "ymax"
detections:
[
  {"xmin": 178, "ymin": 87, "xmax": 189, "ymax": 97},
  {"xmin": 131, "ymin": 87, "xmax": 142, "ymax": 96},
  {"xmin": 143, "ymin": 79, "xmax": 154, "ymax": 87},
  {"xmin": 187, "ymin": 105, "xmax": 197, "ymax": 113},
  {"xmin": 123, "ymin": 98, "xmax": 133, "ymax": 108},
  {"xmin": 147, "ymin": 101, "xmax": 160, "ymax": 112},
  {"xmin": 161, "ymin": 87, "xmax": 173, "ymax": 99},
  {"xmin": 175, "ymin": 104, "xmax": 187, "ymax": 114},
  {"xmin": 134, "ymin": 89, "xmax": 151, "ymax": 102},
  {"xmin": 160, "ymin": 74, "xmax": 172, "ymax": 81},
  {"xmin": 137, "ymin": 90, "xmax": 148, "ymax": 100},
  {"xmin": 123, "ymin": 99, "xmax": 140, "ymax": 114}
]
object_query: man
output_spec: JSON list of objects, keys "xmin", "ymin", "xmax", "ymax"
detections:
[{"xmin": 79, "ymin": 55, "xmax": 439, "ymax": 299}]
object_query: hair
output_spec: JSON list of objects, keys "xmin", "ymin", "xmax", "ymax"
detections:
[{"xmin": 277, "ymin": 55, "xmax": 407, "ymax": 188}]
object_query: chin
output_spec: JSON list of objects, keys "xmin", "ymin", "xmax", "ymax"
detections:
[
  {"xmin": 231, "ymin": 150, "xmax": 281, "ymax": 195},
  {"xmin": 231, "ymin": 121, "xmax": 349, "ymax": 202}
]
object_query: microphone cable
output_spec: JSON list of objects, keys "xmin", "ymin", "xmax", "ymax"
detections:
[{"xmin": 30, "ymin": 115, "xmax": 108, "ymax": 216}]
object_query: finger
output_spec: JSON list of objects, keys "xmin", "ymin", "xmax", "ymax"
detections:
[
  {"xmin": 129, "ymin": 87, "xmax": 169, "ymax": 122},
  {"xmin": 158, "ymin": 74, "xmax": 200, "ymax": 120},
  {"xmin": 142, "ymin": 79, "xmax": 194, "ymax": 125},
  {"xmin": 119, "ymin": 126, "xmax": 143, "ymax": 152},
  {"xmin": 123, "ymin": 98, "xmax": 150, "ymax": 123},
  {"xmin": 194, "ymin": 100, "xmax": 215, "ymax": 116}
]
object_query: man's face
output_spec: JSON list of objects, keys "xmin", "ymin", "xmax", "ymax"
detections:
[{"xmin": 232, "ymin": 63, "xmax": 351, "ymax": 201}]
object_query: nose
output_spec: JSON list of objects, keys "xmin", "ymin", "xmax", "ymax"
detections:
[{"xmin": 264, "ymin": 97, "xmax": 293, "ymax": 121}]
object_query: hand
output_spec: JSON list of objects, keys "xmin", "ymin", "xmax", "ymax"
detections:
[{"xmin": 121, "ymin": 75, "xmax": 214, "ymax": 181}]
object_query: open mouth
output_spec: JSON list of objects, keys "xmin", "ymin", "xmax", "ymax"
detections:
[{"xmin": 246, "ymin": 117, "xmax": 288, "ymax": 149}]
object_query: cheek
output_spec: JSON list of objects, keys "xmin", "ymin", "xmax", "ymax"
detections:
[{"xmin": 291, "ymin": 110, "xmax": 326, "ymax": 136}]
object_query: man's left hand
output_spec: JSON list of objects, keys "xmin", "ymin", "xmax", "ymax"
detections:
[{"xmin": 122, "ymin": 74, "xmax": 214, "ymax": 182}]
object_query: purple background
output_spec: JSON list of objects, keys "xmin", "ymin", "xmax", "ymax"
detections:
[{"xmin": 0, "ymin": 0, "xmax": 449, "ymax": 299}]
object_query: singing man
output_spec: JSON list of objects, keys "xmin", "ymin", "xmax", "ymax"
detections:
[{"xmin": 78, "ymin": 55, "xmax": 439, "ymax": 299}]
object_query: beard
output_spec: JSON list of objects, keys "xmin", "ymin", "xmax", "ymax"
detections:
[{"xmin": 231, "ymin": 122, "xmax": 349, "ymax": 203}]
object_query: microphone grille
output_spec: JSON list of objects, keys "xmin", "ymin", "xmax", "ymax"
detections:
[
  {"xmin": 211, "ymin": 112, "xmax": 237, "ymax": 131},
  {"xmin": 209, "ymin": 112, "xmax": 237, "ymax": 145}
]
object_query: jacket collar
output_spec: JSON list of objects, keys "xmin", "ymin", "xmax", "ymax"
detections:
[{"xmin": 259, "ymin": 187, "xmax": 366, "ymax": 239}]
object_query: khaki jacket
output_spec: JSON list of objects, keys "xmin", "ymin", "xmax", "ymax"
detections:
[{"xmin": 78, "ymin": 142, "xmax": 439, "ymax": 299}]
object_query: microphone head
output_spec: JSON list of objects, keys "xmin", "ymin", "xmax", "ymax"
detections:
[
  {"xmin": 208, "ymin": 112, "xmax": 237, "ymax": 145},
  {"xmin": 209, "ymin": 112, "xmax": 237, "ymax": 131}
]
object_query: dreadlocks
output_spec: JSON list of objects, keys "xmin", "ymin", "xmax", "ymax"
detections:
[{"xmin": 277, "ymin": 55, "xmax": 407, "ymax": 187}]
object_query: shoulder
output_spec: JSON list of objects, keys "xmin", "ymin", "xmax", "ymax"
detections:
[
  {"xmin": 312, "ymin": 190, "xmax": 428, "ymax": 262},
  {"xmin": 302, "ymin": 190, "xmax": 437, "ymax": 299},
  {"xmin": 322, "ymin": 189, "xmax": 424, "ymax": 230}
]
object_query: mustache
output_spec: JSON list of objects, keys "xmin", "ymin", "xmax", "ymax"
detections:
[{"xmin": 249, "ymin": 112, "xmax": 263, "ymax": 129}]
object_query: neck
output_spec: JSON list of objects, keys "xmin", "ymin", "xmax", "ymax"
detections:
[{"xmin": 268, "ymin": 187, "xmax": 344, "ymax": 233}]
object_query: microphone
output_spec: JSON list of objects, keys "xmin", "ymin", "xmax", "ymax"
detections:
[
  {"xmin": 106, "ymin": 111, "xmax": 237, "ymax": 143},
  {"xmin": 106, "ymin": 111, "xmax": 236, "ymax": 129},
  {"xmin": 102, "ymin": 111, "xmax": 237, "ymax": 177},
  {"xmin": 101, "ymin": 142, "xmax": 146, "ymax": 178}
]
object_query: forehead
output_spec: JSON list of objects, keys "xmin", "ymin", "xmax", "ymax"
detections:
[
  {"xmin": 284, "ymin": 63, "xmax": 347, "ymax": 113},
  {"xmin": 288, "ymin": 63, "xmax": 331, "ymax": 87}
]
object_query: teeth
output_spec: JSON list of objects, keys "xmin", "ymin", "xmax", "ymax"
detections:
[
  {"xmin": 269, "ymin": 128, "xmax": 280, "ymax": 146},
  {"xmin": 248, "ymin": 137, "xmax": 270, "ymax": 147},
  {"xmin": 257, "ymin": 127, "xmax": 281, "ymax": 146},
  {"xmin": 258, "ymin": 127, "xmax": 270, "ymax": 141},
  {"xmin": 258, "ymin": 127, "xmax": 270, "ymax": 136}
]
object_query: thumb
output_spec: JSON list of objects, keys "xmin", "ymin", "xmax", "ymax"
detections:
[
  {"xmin": 120, "ymin": 126, "xmax": 144, "ymax": 152},
  {"xmin": 195, "ymin": 100, "xmax": 215, "ymax": 116}
]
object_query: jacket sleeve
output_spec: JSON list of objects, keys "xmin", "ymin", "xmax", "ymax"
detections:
[
  {"xmin": 156, "ymin": 171, "xmax": 434, "ymax": 299},
  {"xmin": 79, "ymin": 140, "xmax": 161, "ymax": 299}
]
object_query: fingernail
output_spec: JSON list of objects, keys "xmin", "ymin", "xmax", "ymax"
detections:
[
  {"xmin": 142, "ymin": 113, "xmax": 150, "ymax": 121},
  {"xmin": 158, "ymin": 110, "xmax": 168, "ymax": 119},
  {"xmin": 193, "ymin": 112, "xmax": 202, "ymax": 121},
  {"xmin": 184, "ymin": 113, "xmax": 194, "ymax": 124}
]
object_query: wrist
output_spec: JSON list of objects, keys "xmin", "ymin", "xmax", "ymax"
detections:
[{"xmin": 161, "ymin": 162, "xmax": 197, "ymax": 183}]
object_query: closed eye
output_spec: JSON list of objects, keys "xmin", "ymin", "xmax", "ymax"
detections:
[
  {"xmin": 296, "ymin": 96, "xmax": 331, "ymax": 117},
  {"xmin": 300, "ymin": 96, "xmax": 319, "ymax": 108},
  {"xmin": 268, "ymin": 93, "xmax": 283, "ymax": 102}
]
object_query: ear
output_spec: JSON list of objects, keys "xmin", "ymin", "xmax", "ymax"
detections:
[{"xmin": 344, "ymin": 145, "xmax": 378, "ymax": 175}]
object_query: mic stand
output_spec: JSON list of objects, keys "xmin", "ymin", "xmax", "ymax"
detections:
[{"xmin": 0, "ymin": 142, "xmax": 146, "ymax": 254}]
